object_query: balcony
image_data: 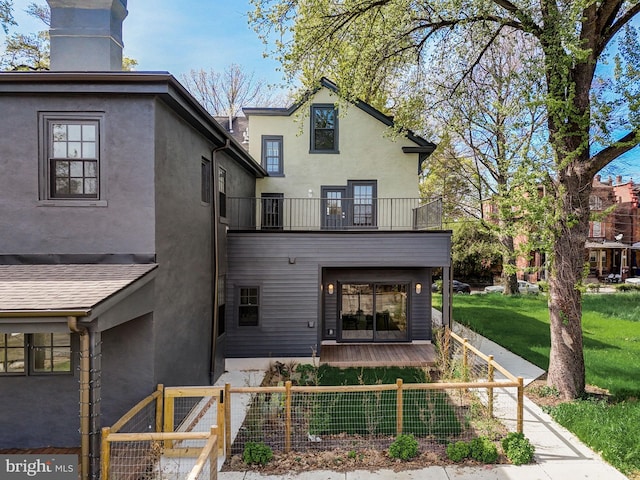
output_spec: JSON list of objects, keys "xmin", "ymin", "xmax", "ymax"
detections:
[{"xmin": 226, "ymin": 197, "xmax": 442, "ymax": 231}]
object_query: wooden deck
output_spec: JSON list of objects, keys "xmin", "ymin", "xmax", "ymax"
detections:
[{"xmin": 320, "ymin": 342, "xmax": 436, "ymax": 368}]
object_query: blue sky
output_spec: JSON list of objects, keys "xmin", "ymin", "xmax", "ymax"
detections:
[{"xmin": 4, "ymin": 0, "xmax": 285, "ymax": 84}]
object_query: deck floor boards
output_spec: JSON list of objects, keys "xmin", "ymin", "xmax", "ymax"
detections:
[{"xmin": 320, "ymin": 343, "xmax": 436, "ymax": 368}]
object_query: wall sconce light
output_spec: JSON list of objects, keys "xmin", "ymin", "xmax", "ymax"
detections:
[
  {"xmin": 327, "ymin": 283, "xmax": 335, "ymax": 295},
  {"xmin": 415, "ymin": 283, "xmax": 422, "ymax": 294}
]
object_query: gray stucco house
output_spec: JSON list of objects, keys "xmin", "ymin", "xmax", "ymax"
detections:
[
  {"xmin": 0, "ymin": 0, "xmax": 264, "ymax": 477},
  {"xmin": 0, "ymin": 1, "xmax": 452, "ymax": 477}
]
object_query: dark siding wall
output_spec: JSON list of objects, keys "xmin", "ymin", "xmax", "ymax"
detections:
[
  {"xmin": 0, "ymin": 335, "xmax": 80, "ymax": 448},
  {"xmin": 226, "ymin": 231, "xmax": 451, "ymax": 357}
]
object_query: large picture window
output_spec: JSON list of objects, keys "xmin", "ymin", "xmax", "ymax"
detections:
[
  {"xmin": 0, "ymin": 333, "xmax": 71, "ymax": 375},
  {"xmin": 311, "ymin": 104, "xmax": 338, "ymax": 153}
]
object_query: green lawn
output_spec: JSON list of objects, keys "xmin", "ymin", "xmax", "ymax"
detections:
[
  {"xmin": 442, "ymin": 292, "xmax": 640, "ymax": 475},
  {"xmin": 448, "ymin": 292, "xmax": 640, "ymax": 398}
]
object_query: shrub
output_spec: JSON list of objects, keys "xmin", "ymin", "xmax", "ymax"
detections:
[
  {"xmin": 242, "ymin": 441, "xmax": 273, "ymax": 465},
  {"xmin": 388, "ymin": 434, "xmax": 419, "ymax": 460},
  {"xmin": 469, "ymin": 436, "xmax": 499, "ymax": 463},
  {"xmin": 446, "ymin": 441, "xmax": 471, "ymax": 462},
  {"xmin": 501, "ymin": 432, "xmax": 535, "ymax": 465}
]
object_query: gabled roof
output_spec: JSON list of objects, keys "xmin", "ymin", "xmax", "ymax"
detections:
[{"xmin": 243, "ymin": 77, "xmax": 436, "ymax": 151}]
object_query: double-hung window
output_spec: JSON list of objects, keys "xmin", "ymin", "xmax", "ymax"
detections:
[
  {"xmin": 201, "ymin": 158, "xmax": 212, "ymax": 204},
  {"xmin": 262, "ymin": 136, "xmax": 284, "ymax": 175},
  {"xmin": 42, "ymin": 114, "xmax": 103, "ymax": 202},
  {"xmin": 238, "ymin": 287, "xmax": 259, "ymax": 326},
  {"xmin": 311, "ymin": 104, "xmax": 338, "ymax": 153},
  {"xmin": 0, "ymin": 333, "xmax": 72, "ymax": 375},
  {"xmin": 218, "ymin": 167, "xmax": 227, "ymax": 218}
]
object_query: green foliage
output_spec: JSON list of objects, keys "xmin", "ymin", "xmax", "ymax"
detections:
[
  {"xmin": 446, "ymin": 441, "xmax": 471, "ymax": 462},
  {"xmin": 501, "ymin": 432, "xmax": 535, "ymax": 465},
  {"xmin": 242, "ymin": 441, "xmax": 273, "ymax": 465},
  {"xmin": 450, "ymin": 221, "xmax": 502, "ymax": 283},
  {"xmin": 616, "ymin": 283, "xmax": 640, "ymax": 292},
  {"xmin": 388, "ymin": 434, "xmax": 419, "ymax": 460},
  {"xmin": 469, "ymin": 436, "xmax": 499, "ymax": 463},
  {"xmin": 0, "ymin": 0, "xmax": 15, "ymax": 34},
  {"xmin": 548, "ymin": 399, "xmax": 640, "ymax": 475}
]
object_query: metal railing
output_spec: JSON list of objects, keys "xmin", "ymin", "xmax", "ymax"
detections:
[{"xmin": 225, "ymin": 197, "xmax": 442, "ymax": 231}]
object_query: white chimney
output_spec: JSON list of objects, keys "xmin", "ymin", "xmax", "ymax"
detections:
[{"xmin": 46, "ymin": 0, "xmax": 128, "ymax": 71}]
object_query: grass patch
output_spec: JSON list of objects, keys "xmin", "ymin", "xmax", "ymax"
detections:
[
  {"xmin": 443, "ymin": 292, "xmax": 640, "ymax": 476},
  {"xmin": 547, "ymin": 399, "xmax": 640, "ymax": 475},
  {"xmin": 299, "ymin": 366, "xmax": 461, "ymax": 438},
  {"xmin": 449, "ymin": 293, "xmax": 640, "ymax": 398}
]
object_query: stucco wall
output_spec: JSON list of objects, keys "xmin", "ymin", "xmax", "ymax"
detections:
[
  {"xmin": 0, "ymin": 94, "xmax": 156, "ymax": 255},
  {"xmin": 249, "ymin": 88, "xmax": 421, "ymax": 200}
]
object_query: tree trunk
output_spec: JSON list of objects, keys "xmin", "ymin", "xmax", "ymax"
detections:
[
  {"xmin": 546, "ymin": 166, "xmax": 591, "ymax": 399},
  {"xmin": 499, "ymin": 234, "xmax": 519, "ymax": 295}
]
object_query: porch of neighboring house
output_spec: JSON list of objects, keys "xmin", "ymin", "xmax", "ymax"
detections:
[{"xmin": 319, "ymin": 342, "xmax": 437, "ymax": 368}]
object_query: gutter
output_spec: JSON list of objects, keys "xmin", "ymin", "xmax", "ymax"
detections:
[{"xmin": 67, "ymin": 316, "xmax": 90, "ymax": 480}]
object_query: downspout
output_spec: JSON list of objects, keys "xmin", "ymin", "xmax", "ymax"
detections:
[
  {"xmin": 68, "ymin": 316, "xmax": 90, "ymax": 480},
  {"xmin": 210, "ymin": 139, "xmax": 231, "ymax": 383}
]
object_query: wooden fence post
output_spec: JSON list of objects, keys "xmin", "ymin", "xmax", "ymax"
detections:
[
  {"xmin": 487, "ymin": 356, "xmax": 494, "ymax": 418},
  {"xmin": 396, "ymin": 379, "xmax": 404, "ymax": 435},
  {"xmin": 462, "ymin": 338, "xmax": 469, "ymax": 373},
  {"xmin": 517, "ymin": 377, "xmax": 524, "ymax": 433},
  {"xmin": 155, "ymin": 384, "xmax": 164, "ymax": 433},
  {"xmin": 217, "ymin": 389, "xmax": 225, "ymax": 455},
  {"xmin": 100, "ymin": 427, "xmax": 111, "ymax": 480},
  {"xmin": 210, "ymin": 426, "xmax": 218, "ymax": 480},
  {"xmin": 225, "ymin": 383, "xmax": 232, "ymax": 456},
  {"xmin": 163, "ymin": 390, "xmax": 174, "ymax": 449},
  {"xmin": 285, "ymin": 381, "xmax": 292, "ymax": 453}
]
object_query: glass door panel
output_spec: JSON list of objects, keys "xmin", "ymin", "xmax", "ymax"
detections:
[
  {"xmin": 321, "ymin": 187, "xmax": 347, "ymax": 230},
  {"xmin": 375, "ymin": 284, "xmax": 408, "ymax": 341},
  {"xmin": 339, "ymin": 284, "xmax": 373, "ymax": 341}
]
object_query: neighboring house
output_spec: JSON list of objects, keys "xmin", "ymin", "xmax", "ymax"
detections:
[
  {"xmin": 586, "ymin": 175, "xmax": 640, "ymax": 279},
  {"xmin": 0, "ymin": 1, "xmax": 263, "ymax": 477},
  {"xmin": 219, "ymin": 78, "xmax": 452, "ymax": 358}
]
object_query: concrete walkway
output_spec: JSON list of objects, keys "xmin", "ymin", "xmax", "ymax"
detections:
[{"xmin": 218, "ymin": 323, "xmax": 628, "ymax": 480}]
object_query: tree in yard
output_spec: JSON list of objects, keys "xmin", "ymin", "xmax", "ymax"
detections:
[
  {"xmin": 250, "ymin": 0, "xmax": 640, "ymax": 399},
  {"xmin": 1, "ymin": 0, "xmax": 15, "ymax": 33},
  {"xmin": 180, "ymin": 64, "xmax": 283, "ymax": 118}
]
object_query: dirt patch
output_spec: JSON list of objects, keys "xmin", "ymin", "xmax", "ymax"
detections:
[{"xmin": 524, "ymin": 374, "xmax": 613, "ymax": 408}]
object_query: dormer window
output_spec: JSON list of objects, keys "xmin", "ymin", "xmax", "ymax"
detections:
[
  {"xmin": 589, "ymin": 195, "xmax": 603, "ymax": 210},
  {"xmin": 311, "ymin": 104, "xmax": 338, "ymax": 153}
]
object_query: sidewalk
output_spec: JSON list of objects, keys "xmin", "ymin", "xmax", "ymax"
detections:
[{"xmin": 218, "ymin": 323, "xmax": 628, "ymax": 480}]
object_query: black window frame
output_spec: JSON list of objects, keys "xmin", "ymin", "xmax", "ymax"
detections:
[
  {"xmin": 348, "ymin": 180, "xmax": 377, "ymax": 228},
  {"xmin": 261, "ymin": 193, "xmax": 284, "ymax": 230},
  {"xmin": 201, "ymin": 157, "xmax": 212, "ymax": 204},
  {"xmin": 0, "ymin": 333, "xmax": 72, "ymax": 376},
  {"xmin": 238, "ymin": 286, "xmax": 260, "ymax": 327},
  {"xmin": 40, "ymin": 113, "xmax": 105, "ymax": 205},
  {"xmin": 261, "ymin": 135, "xmax": 284, "ymax": 176},
  {"xmin": 218, "ymin": 166, "xmax": 227, "ymax": 218},
  {"xmin": 310, "ymin": 104, "xmax": 339, "ymax": 153}
]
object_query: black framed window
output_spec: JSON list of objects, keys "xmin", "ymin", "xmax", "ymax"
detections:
[
  {"xmin": 218, "ymin": 167, "xmax": 227, "ymax": 218},
  {"xmin": 238, "ymin": 287, "xmax": 259, "ymax": 326},
  {"xmin": 48, "ymin": 121, "xmax": 99, "ymax": 199},
  {"xmin": 217, "ymin": 275, "xmax": 226, "ymax": 336},
  {"xmin": 261, "ymin": 193, "xmax": 284, "ymax": 230},
  {"xmin": 311, "ymin": 104, "xmax": 338, "ymax": 153},
  {"xmin": 262, "ymin": 136, "xmax": 284, "ymax": 175},
  {"xmin": 350, "ymin": 181, "xmax": 376, "ymax": 227},
  {"xmin": 0, "ymin": 333, "xmax": 71, "ymax": 375},
  {"xmin": 201, "ymin": 158, "xmax": 211, "ymax": 204}
]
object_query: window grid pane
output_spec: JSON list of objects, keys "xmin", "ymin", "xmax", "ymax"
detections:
[
  {"xmin": 49, "ymin": 120, "xmax": 99, "ymax": 199},
  {"xmin": 1, "ymin": 334, "xmax": 25, "ymax": 374},
  {"xmin": 239, "ymin": 287, "xmax": 259, "ymax": 326},
  {"xmin": 312, "ymin": 106, "xmax": 337, "ymax": 151}
]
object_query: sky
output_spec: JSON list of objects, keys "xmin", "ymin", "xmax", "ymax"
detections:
[
  {"xmin": 4, "ymin": 0, "xmax": 286, "ymax": 85},
  {"xmin": 3, "ymin": 0, "xmax": 639, "ymax": 180}
]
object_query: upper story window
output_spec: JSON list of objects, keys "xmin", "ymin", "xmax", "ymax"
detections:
[
  {"xmin": 219, "ymin": 166, "xmax": 227, "ymax": 218},
  {"xmin": 1, "ymin": 333, "xmax": 71, "ymax": 375},
  {"xmin": 262, "ymin": 136, "xmax": 284, "ymax": 175},
  {"xmin": 589, "ymin": 195, "xmax": 603, "ymax": 210},
  {"xmin": 40, "ymin": 113, "xmax": 105, "ymax": 205},
  {"xmin": 311, "ymin": 104, "xmax": 339, "ymax": 153},
  {"xmin": 201, "ymin": 158, "xmax": 212, "ymax": 204}
]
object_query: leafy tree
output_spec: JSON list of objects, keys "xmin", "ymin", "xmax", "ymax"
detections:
[
  {"xmin": 450, "ymin": 221, "xmax": 502, "ymax": 283},
  {"xmin": 180, "ymin": 64, "xmax": 283, "ymax": 118},
  {"xmin": 1, "ymin": 0, "xmax": 15, "ymax": 34},
  {"xmin": 250, "ymin": 0, "xmax": 640, "ymax": 399}
]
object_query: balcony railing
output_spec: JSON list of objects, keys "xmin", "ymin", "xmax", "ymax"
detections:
[{"xmin": 226, "ymin": 197, "xmax": 442, "ymax": 231}]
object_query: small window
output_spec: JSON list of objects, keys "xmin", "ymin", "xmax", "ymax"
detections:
[
  {"xmin": 218, "ymin": 167, "xmax": 227, "ymax": 218},
  {"xmin": 238, "ymin": 287, "xmax": 259, "ymax": 326},
  {"xmin": 261, "ymin": 136, "xmax": 284, "ymax": 175},
  {"xmin": 589, "ymin": 195, "xmax": 603, "ymax": 210},
  {"xmin": 201, "ymin": 158, "xmax": 211, "ymax": 204},
  {"xmin": 311, "ymin": 104, "xmax": 338, "ymax": 153},
  {"xmin": 0, "ymin": 333, "xmax": 71, "ymax": 375}
]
